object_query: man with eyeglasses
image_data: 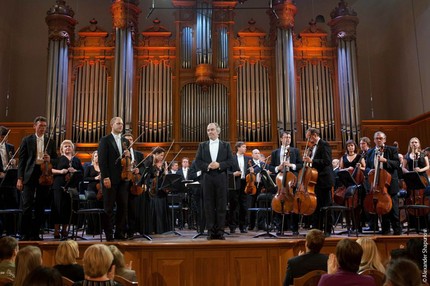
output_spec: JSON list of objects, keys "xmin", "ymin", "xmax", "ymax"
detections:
[{"xmin": 364, "ymin": 131, "xmax": 402, "ymax": 235}]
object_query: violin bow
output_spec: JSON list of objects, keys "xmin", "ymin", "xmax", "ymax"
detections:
[
  {"xmin": 0, "ymin": 129, "xmax": 11, "ymax": 145},
  {"xmin": 115, "ymin": 132, "xmax": 145, "ymax": 163},
  {"xmin": 4, "ymin": 147, "xmax": 19, "ymax": 170},
  {"xmin": 134, "ymin": 146, "xmax": 159, "ymax": 169},
  {"xmin": 44, "ymin": 116, "xmax": 59, "ymax": 153},
  {"xmin": 167, "ymin": 147, "xmax": 184, "ymax": 169}
]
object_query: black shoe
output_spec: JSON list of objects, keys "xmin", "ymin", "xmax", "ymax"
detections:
[
  {"xmin": 292, "ymin": 231, "xmax": 299, "ymax": 236},
  {"xmin": 207, "ymin": 236, "xmax": 214, "ymax": 240},
  {"xmin": 230, "ymin": 228, "xmax": 236, "ymax": 234},
  {"xmin": 106, "ymin": 235, "xmax": 114, "ymax": 242},
  {"xmin": 380, "ymin": 230, "xmax": 390, "ymax": 235},
  {"xmin": 393, "ymin": 230, "xmax": 402, "ymax": 235},
  {"xmin": 114, "ymin": 233, "xmax": 126, "ymax": 240},
  {"xmin": 218, "ymin": 235, "xmax": 225, "ymax": 240},
  {"xmin": 363, "ymin": 226, "xmax": 376, "ymax": 232},
  {"xmin": 240, "ymin": 228, "xmax": 248, "ymax": 233},
  {"xmin": 33, "ymin": 236, "xmax": 43, "ymax": 241}
]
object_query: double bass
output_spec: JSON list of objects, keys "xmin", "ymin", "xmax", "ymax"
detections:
[
  {"xmin": 293, "ymin": 139, "xmax": 318, "ymax": 216},
  {"xmin": 272, "ymin": 148, "xmax": 296, "ymax": 214},
  {"xmin": 364, "ymin": 146, "xmax": 393, "ymax": 215}
]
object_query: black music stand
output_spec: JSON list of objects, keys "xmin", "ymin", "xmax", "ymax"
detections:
[
  {"xmin": 161, "ymin": 174, "xmax": 184, "ymax": 236},
  {"xmin": 253, "ymin": 173, "xmax": 278, "ymax": 239},
  {"xmin": 0, "ymin": 169, "xmax": 21, "ymax": 237},
  {"xmin": 333, "ymin": 170, "xmax": 360, "ymax": 236},
  {"xmin": 402, "ymin": 171, "xmax": 429, "ymax": 233}
]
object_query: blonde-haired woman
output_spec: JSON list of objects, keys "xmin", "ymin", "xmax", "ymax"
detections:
[
  {"xmin": 108, "ymin": 245, "xmax": 137, "ymax": 282},
  {"xmin": 53, "ymin": 240, "xmax": 84, "ymax": 282},
  {"xmin": 72, "ymin": 244, "xmax": 120, "ymax": 286},
  {"xmin": 52, "ymin": 139, "xmax": 84, "ymax": 239},
  {"xmin": 356, "ymin": 237, "xmax": 385, "ymax": 274},
  {"xmin": 13, "ymin": 246, "xmax": 42, "ymax": 286}
]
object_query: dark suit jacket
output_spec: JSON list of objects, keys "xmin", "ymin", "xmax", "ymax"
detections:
[
  {"xmin": 132, "ymin": 148, "xmax": 144, "ymax": 174},
  {"xmin": 311, "ymin": 139, "xmax": 334, "ymax": 189},
  {"xmin": 365, "ymin": 145, "xmax": 400, "ymax": 195},
  {"xmin": 229, "ymin": 154, "xmax": 252, "ymax": 190},
  {"xmin": 98, "ymin": 133, "xmax": 129, "ymax": 185},
  {"xmin": 0, "ymin": 143, "xmax": 14, "ymax": 173},
  {"xmin": 270, "ymin": 146, "xmax": 303, "ymax": 176},
  {"xmin": 283, "ymin": 252, "xmax": 328, "ymax": 286},
  {"xmin": 195, "ymin": 140, "xmax": 235, "ymax": 173},
  {"xmin": 177, "ymin": 168, "xmax": 190, "ymax": 180},
  {"xmin": 17, "ymin": 134, "xmax": 58, "ymax": 184}
]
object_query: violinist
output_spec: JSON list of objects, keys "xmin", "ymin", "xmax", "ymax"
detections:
[
  {"xmin": 123, "ymin": 133, "xmax": 144, "ymax": 239},
  {"xmin": 140, "ymin": 146, "xmax": 169, "ymax": 234},
  {"xmin": 83, "ymin": 150, "xmax": 103, "ymax": 235},
  {"xmin": 248, "ymin": 149, "xmax": 264, "ymax": 231},
  {"xmin": 0, "ymin": 126, "xmax": 19, "ymax": 236},
  {"xmin": 51, "ymin": 140, "xmax": 83, "ymax": 239},
  {"xmin": 228, "ymin": 141, "xmax": 251, "ymax": 234},
  {"xmin": 269, "ymin": 131, "xmax": 303, "ymax": 235},
  {"xmin": 98, "ymin": 117, "xmax": 130, "ymax": 241},
  {"xmin": 16, "ymin": 116, "xmax": 58, "ymax": 241},
  {"xmin": 402, "ymin": 137, "xmax": 429, "ymax": 180},
  {"xmin": 364, "ymin": 131, "xmax": 402, "ymax": 235},
  {"xmin": 303, "ymin": 128, "xmax": 333, "ymax": 236}
]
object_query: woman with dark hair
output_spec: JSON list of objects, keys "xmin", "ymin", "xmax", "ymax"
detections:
[
  {"xmin": 384, "ymin": 258, "xmax": 421, "ymax": 286},
  {"xmin": 317, "ymin": 239, "xmax": 376, "ymax": 286},
  {"xmin": 22, "ymin": 267, "xmax": 63, "ymax": 286}
]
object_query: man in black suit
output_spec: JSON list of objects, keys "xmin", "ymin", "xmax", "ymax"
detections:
[
  {"xmin": 283, "ymin": 229, "xmax": 328, "ymax": 286},
  {"xmin": 303, "ymin": 128, "xmax": 334, "ymax": 236},
  {"xmin": 123, "ymin": 133, "xmax": 144, "ymax": 238},
  {"xmin": 364, "ymin": 131, "xmax": 401, "ymax": 235},
  {"xmin": 16, "ymin": 116, "xmax": 58, "ymax": 241},
  {"xmin": 98, "ymin": 117, "xmax": 130, "ymax": 241},
  {"xmin": 177, "ymin": 157, "xmax": 190, "ymax": 181},
  {"xmin": 228, "ymin": 141, "xmax": 251, "ymax": 234},
  {"xmin": 195, "ymin": 122, "xmax": 235, "ymax": 240},
  {"xmin": 269, "ymin": 131, "xmax": 303, "ymax": 235}
]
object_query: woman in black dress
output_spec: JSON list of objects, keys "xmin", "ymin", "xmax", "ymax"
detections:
[{"xmin": 51, "ymin": 140, "xmax": 83, "ymax": 239}]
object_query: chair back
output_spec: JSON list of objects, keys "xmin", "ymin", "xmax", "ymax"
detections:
[
  {"xmin": 0, "ymin": 276, "xmax": 14, "ymax": 286},
  {"xmin": 293, "ymin": 270, "xmax": 326, "ymax": 286},
  {"xmin": 361, "ymin": 269, "xmax": 385, "ymax": 286},
  {"xmin": 114, "ymin": 275, "xmax": 139, "ymax": 286},
  {"xmin": 61, "ymin": 276, "xmax": 74, "ymax": 286}
]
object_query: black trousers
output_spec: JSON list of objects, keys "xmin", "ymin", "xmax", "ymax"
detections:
[
  {"xmin": 202, "ymin": 171, "xmax": 227, "ymax": 237},
  {"xmin": 102, "ymin": 180, "xmax": 129, "ymax": 237}
]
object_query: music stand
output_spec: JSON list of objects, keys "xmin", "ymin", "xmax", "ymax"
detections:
[
  {"xmin": 402, "ymin": 171, "xmax": 429, "ymax": 233},
  {"xmin": 161, "ymin": 174, "xmax": 184, "ymax": 236},
  {"xmin": 0, "ymin": 169, "xmax": 21, "ymax": 237},
  {"xmin": 253, "ymin": 173, "xmax": 278, "ymax": 238}
]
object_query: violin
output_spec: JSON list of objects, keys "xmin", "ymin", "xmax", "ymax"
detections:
[
  {"xmin": 121, "ymin": 142, "xmax": 134, "ymax": 181},
  {"xmin": 130, "ymin": 161, "xmax": 144, "ymax": 196},
  {"xmin": 38, "ymin": 117, "xmax": 57, "ymax": 186},
  {"xmin": 272, "ymin": 148, "xmax": 296, "ymax": 214},
  {"xmin": 364, "ymin": 146, "xmax": 393, "ymax": 215},
  {"xmin": 244, "ymin": 160, "xmax": 257, "ymax": 195},
  {"xmin": 293, "ymin": 138, "xmax": 318, "ymax": 215}
]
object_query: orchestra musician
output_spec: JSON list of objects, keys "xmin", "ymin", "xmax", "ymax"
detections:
[
  {"xmin": 195, "ymin": 122, "xmax": 235, "ymax": 240},
  {"xmin": 364, "ymin": 131, "xmax": 402, "ymax": 235},
  {"xmin": 228, "ymin": 141, "xmax": 251, "ymax": 234},
  {"xmin": 402, "ymin": 137, "xmax": 429, "ymax": 180},
  {"xmin": 303, "ymin": 128, "xmax": 334, "ymax": 236},
  {"xmin": 83, "ymin": 150, "xmax": 103, "ymax": 235},
  {"xmin": 123, "ymin": 133, "xmax": 144, "ymax": 239},
  {"xmin": 269, "ymin": 131, "xmax": 303, "ymax": 235},
  {"xmin": 97, "ymin": 117, "xmax": 130, "ymax": 241},
  {"xmin": 359, "ymin": 136, "xmax": 376, "ymax": 232},
  {"xmin": 16, "ymin": 116, "xmax": 58, "ymax": 241},
  {"xmin": 0, "ymin": 126, "xmax": 19, "ymax": 236},
  {"xmin": 51, "ymin": 139, "xmax": 83, "ymax": 239},
  {"xmin": 248, "ymin": 149, "xmax": 263, "ymax": 231}
]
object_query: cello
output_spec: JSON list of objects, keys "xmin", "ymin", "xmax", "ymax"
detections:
[
  {"xmin": 272, "ymin": 148, "xmax": 296, "ymax": 214},
  {"xmin": 364, "ymin": 146, "xmax": 393, "ymax": 215},
  {"xmin": 293, "ymin": 139, "xmax": 318, "ymax": 216}
]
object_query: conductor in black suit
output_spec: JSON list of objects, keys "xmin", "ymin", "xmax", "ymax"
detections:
[
  {"xmin": 269, "ymin": 131, "xmax": 303, "ymax": 235},
  {"xmin": 16, "ymin": 116, "xmax": 58, "ymax": 241},
  {"xmin": 364, "ymin": 131, "xmax": 401, "ymax": 235},
  {"xmin": 303, "ymin": 128, "xmax": 334, "ymax": 235},
  {"xmin": 283, "ymin": 229, "xmax": 328, "ymax": 286},
  {"xmin": 195, "ymin": 122, "xmax": 235, "ymax": 240},
  {"xmin": 98, "ymin": 117, "xmax": 130, "ymax": 241}
]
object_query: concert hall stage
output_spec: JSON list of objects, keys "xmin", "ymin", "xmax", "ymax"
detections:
[{"xmin": 19, "ymin": 229, "xmax": 423, "ymax": 286}]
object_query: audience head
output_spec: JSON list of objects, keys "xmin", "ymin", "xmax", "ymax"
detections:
[
  {"xmin": 0, "ymin": 236, "xmax": 19, "ymax": 261},
  {"xmin": 384, "ymin": 258, "xmax": 421, "ymax": 286},
  {"xmin": 305, "ymin": 229, "xmax": 325, "ymax": 253},
  {"xmin": 14, "ymin": 246, "xmax": 43, "ymax": 286},
  {"xmin": 335, "ymin": 239, "xmax": 363, "ymax": 273},
  {"xmin": 108, "ymin": 245, "xmax": 126, "ymax": 270},
  {"xmin": 83, "ymin": 244, "xmax": 114, "ymax": 279},
  {"xmin": 55, "ymin": 240, "xmax": 80, "ymax": 265},
  {"xmin": 356, "ymin": 237, "xmax": 385, "ymax": 273},
  {"xmin": 405, "ymin": 238, "xmax": 425, "ymax": 270},
  {"xmin": 22, "ymin": 266, "xmax": 63, "ymax": 286}
]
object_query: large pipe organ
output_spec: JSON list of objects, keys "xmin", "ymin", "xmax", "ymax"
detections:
[{"xmin": 45, "ymin": 0, "xmax": 360, "ymax": 157}]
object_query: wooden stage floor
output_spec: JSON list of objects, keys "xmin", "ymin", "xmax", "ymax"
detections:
[{"xmin": 19, "ymin": 227, "xmax": 425, "ymax": 286}]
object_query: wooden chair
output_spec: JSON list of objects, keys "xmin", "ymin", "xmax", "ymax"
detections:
[
  {"xmin": 61, "ymin": 276, "xmax": 74, "ymax": 286},
  {"xmin": 293, "ymin": 270, "xmax": 326, "ymax": 286},
  {"xmin": 361, "ymin": 269, "xmax": 385, "ymax": 286},
  {"xmin": 0, "ymin": 276, "xmax": 14, "ymax": 286},
  {"xmin": 114, "ymin": 275, "xmax": 139, "ymax": 286}
]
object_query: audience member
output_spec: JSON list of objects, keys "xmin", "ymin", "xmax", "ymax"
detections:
[
  {"xmin": 14, "ymin": 245, "xmax": 42, "ymax": 286},
  {"xmin": 356, "ymin": 238, "xmax": 385, "ymax": 274},
  {"xmin": 384, "ymin": 258, "xmax": 422, "ymax": 286},
  {"xmin": 283, "ymin": 229, "xmax": 328, "ymax": 286},
  {"xmin": 53, "ymin": 240, "xmax": 84, "ymax": 282},
  {"xmin": 22, "ymin": 266, "xmax": 63, "ymax": 286},
  {"xmin": 318, "ymin": 239, "xmax": 376, "ymax": 286},
  {"xmin": 0, "ymin": 237, "xmax": 18, "ymax": 279},
  {"xmin": 108, "ymin": 245, "xmax": 137, "ymax": 282},
  {"xmin": 72, "ymin": 244, "xmax": 120, "ymax": 286}
]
